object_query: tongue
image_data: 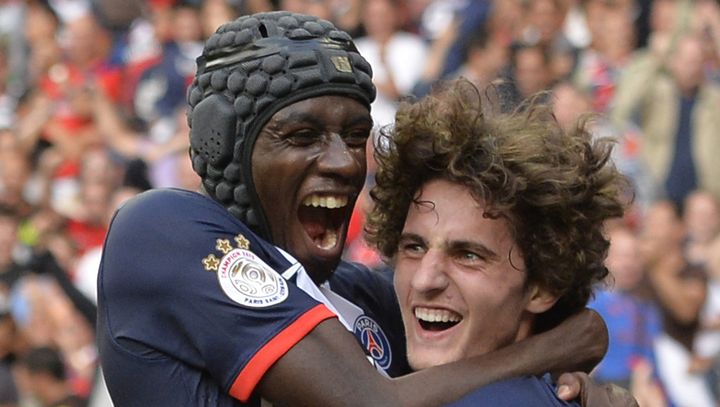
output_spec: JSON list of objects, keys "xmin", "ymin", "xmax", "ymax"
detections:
[
  {"xmin": 299, "ymin": 206, "xmax": 330, "ymax": 242},
  {"xmin": 304, "ymin": 221, "xmax": 325, "ymax": 241}
]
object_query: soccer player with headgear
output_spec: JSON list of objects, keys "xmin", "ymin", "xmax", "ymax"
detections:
[{"xmin": 98, "ymin": 11, "xmax": 618, "ymax": 406}]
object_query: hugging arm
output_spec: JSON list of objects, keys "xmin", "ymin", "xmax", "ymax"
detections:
[{"xmin": 257, "ymin": 309, "xmax": 608, "ymax": 406}]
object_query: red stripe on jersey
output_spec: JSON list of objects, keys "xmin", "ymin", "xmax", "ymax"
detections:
[{"xmin": 229, "ymin": 304, "xmax": 336, "ymax": 402}]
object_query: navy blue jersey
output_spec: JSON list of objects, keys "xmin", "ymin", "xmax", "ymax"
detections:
[
  {"xmin": 330, "ymin": 263, "xmax": 411, "ymax": 377},
  {"xmin": 98, "ymin": 189, "xmax": 336, "ymax": 406},
  {"xmin": 446, "ymin": 375, "xmax": 580, "ymax": 406}
]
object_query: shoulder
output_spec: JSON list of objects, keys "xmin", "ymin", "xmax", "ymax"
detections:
[
  {"xmin": 116, "ymin": 188, "xmax": 229, "ymax": 221},
  {"xmin": 108, "ymin": 188, "xmax": 245, "ymax": 243},
  {"xmin": 101, "ymin": 188, "xmax": 275, "ymax": 293},
  {"xmin": 446, "ymin": 376, "xmax": 580, "ymax": 407}
]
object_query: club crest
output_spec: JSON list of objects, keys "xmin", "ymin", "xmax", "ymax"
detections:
[
  {"xmin": 202, "ymin": 235, "xmax": 288, "ymax": 308},
  {"xmin": 353, "ymin": 315, "xmax": 392, "ymax": 371}
]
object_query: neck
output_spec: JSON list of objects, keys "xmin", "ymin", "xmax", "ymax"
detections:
[{"xmin": 513, "ymin": 313, "xmax": 535, "ymax": 343}]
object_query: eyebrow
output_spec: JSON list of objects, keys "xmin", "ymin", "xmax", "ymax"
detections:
[
  {"xmin": 272, "ymin": 111, "xmax": 373, "ymax": 130},
  {"xmin": 271, "ymin": 111, "xmax": 324, "ymax": 129},
  {"xmin": 398, "ymin": 233, "xmax": 424, "ymax": 245}
]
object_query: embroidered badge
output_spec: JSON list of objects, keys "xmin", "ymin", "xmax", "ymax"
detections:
[
  {"xmin": 331, "ymin": 56, "xmax": 352, "ymax": 73},
  {"xmin": 202, "ymin": 235, "xmax": 288, "ymax": 308},
  {"xmin": 353, "ymin": 315, "xmax": 392, "ymax": 371}
]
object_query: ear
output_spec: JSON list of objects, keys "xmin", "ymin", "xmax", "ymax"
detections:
[{"xmin": 525, "ymin": 284, "xmax": 559, "ymax": 314}]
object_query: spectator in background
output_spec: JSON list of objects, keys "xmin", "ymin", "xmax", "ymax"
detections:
[
  {"xmin": 131, "ymin": 2, "xmax": 203, "ymax": 127},
  {"xmin": 171, "ymin": 149, "xmax": 201, "ymax": 192},
  {"xmin": 0, "ymin": 208, "xmax": 26, "ymax": 292},
  {"xmin": 704, "ymin": 235, "xmax": 720, "ymax": 399},
  {"xmin": 73, "ymin": 185, "xmax": 141, "ymax": 304},
  {"xmin": 683, "ymin": 190, "xmax": 720, "ymax": 266},
  {"xmin": 518, "ymin": 0, "xmax": 577, "ymax": 82},
  {"xmin": 11, "ymin": 273, "xmax": 96, "ymax": 401},
  {"xmin": 199, "ymin": 0, "xmax": 241, "ymax": 38},
  {"xmin": 63, "ymin": 182, "xmax": 111, "ymax": 256},
  {"xmin": 551, "ymin": 81, "xmax": 658, "ymax": 224},
  {"xmin": 505, "ymin": 41, "xmax": 554, "ymax": 103},
  {"xmin": 16, "ymin": 11, "xmax": 122, "ymax": 217},
  {"xmin": 280, "ymin": 0, "xmax": 334, "ymax": 22},
  {"xmin": 684, "ymin": 191, "xmax": 720, "ymax": 385},
  {"xmin": 411, "ymin": 1, "xmax": 494, "ymax": 98},
  {"xmin": 692, "ymin": 0, "xmax": 720, "ymax": 85},
  {"xmin": 326, "ymin": 0, "xmax": 364, "ymax": 36},
  {"xmin": 447, "ymin": 27, "xmax": 508, "ymax": 92},
  {"xmin": 434, "ymin": 0, "xmax": 494, "ymax": 80},
  {"xmin": 0, "ymin": 42, "xmax": 16, "ymax": 131},
  {"xmin": 611, "ymin": 32, "xmax": 720, "ymax": 208},
  {"xmin": 0, "ymin": 309, "xmax": 20, "ymax": 407},
  {"xmin": 92, "ymin": 87, "xmax": 192, "ymax": 188},
  {"xmin": 0, "ymin": 140, "xmax": 33, "ymax": 218},
  {"xmin": 573, "ymin": 0, "xmax": 636, "ymax": 114},
  {"xmin": 639, "ymin": 200, "xmax": 716, "ymax": 407},
  {"xmin": 355, "ymin": 0, "xmax": 427, "ymax": 128},
  {"xmin": 589, "ymin": 225, "xmax": 664, "ymax": 402},
  {"xmin": 16, "ymin": 347, "xmax": 83, "ymax": 407},
  {"xmin": 551, "ymin": 81, "xmax": 592, "ymax": 132},
  {"xmin": 0, "ymin": 0, "xmax": 28, "ymax": 104},
  {"xmin": 14, "ymin": 1, "xmax": 62, "ymax": 105}
]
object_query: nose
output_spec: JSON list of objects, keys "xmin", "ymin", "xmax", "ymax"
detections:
[
  {"xmin": 411, "ymin": 248, "xmax": 450, "ymax": 295},
  {"xmin": 316, "ymin": 134, "xmax": 364, "ymax": 180}
]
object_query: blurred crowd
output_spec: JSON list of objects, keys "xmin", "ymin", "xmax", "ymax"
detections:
[{"xmin": 0, "ymin": 0, "xmax": 718, "ymax": 406}]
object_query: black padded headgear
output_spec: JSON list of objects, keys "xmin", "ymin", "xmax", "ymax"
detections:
[{"xmin": 188, "ymin": 11, "xmax": 376, "ymax": 241}]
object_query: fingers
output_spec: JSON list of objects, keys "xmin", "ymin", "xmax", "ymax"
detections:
[{"xmin": 556, "ymin": 372, "xmax": 582, "ymax": 401}]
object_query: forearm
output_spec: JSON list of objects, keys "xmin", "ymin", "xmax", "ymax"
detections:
[
  {"xmin": 93, "ymin": 92, "xmax": 145, "ymax": 158},
  {"xmin": 16, "ymin": 97, "xmax": 51, "ymax": 154}
]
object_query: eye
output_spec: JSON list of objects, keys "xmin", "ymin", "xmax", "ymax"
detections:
[
  {"xmin": 286, "ymin": 129, "xmax": 320, "ymax": 146},
  {"xmin": 455, "ymin": 251, "xmax": 483, "ymax": 266},
  {"xmin": 342, "ymin": 129, "xmax": 370, "ymax": 148},
  {"xmin": 399, "ymin": 241, "xmax": 426, "ymax": 258}
]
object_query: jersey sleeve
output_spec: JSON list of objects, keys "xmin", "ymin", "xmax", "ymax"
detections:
[{"xmin": 98, "ymin": 189, "xmax": 336, "ymax": 402}]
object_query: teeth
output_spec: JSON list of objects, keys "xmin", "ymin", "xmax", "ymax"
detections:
[
  {"xmin": 302, "ymin": 194, "xmax": 348, "ymax": 209},
  {"xmin": 414, "ymin": 307, "xmax": 461, "ymax": 323},
  {"xmin": 320, "ymin": 228, "xmax": 338, "ymax": 249}
]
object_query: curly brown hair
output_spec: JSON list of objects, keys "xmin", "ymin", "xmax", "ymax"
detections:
[{"xmin": 365, "ymin": 78, "xmax": 627, "ymax": 332}]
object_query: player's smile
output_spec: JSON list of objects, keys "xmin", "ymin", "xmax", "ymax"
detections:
[
  {"xmin": 298, "ymin": 192, "xmax": 351, "ymax": 250},
  {"xmin": 252, "ymin": 95, "xmax": 371, "ymax": 284},
  {"xmin": 414, "ymin": 306, "xmax": 462, "ymax": 332}
]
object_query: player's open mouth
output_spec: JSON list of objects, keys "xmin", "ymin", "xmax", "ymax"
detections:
[
  {"xmin": 415, "ymin": 307, "xmax": 462, "ymax": 332},
  {"xmin": 298, "ymin": 193, "xmax": 349, "ymax": 250}
]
